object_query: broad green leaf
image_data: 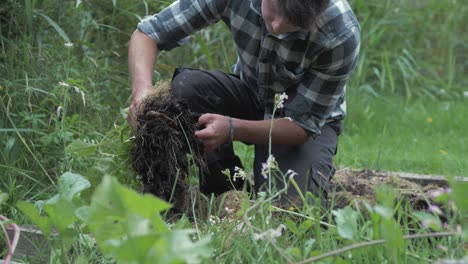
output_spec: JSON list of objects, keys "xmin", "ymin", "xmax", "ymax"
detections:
[
  {"xmin": 333, "ymin": 206, "xmax": 359, "ymax": 241},
  {"xmin": 87, "ymin": 175, "xmax": 171, "ymax": 221},
  {"xmin": 86, "ymin": 175, "xmax": 128, "ymax": 219},
  {"xmin": 298, "ymin": 219, "xmax": 314, "ymax": 234},
  {"xmin": 285, "ymin": 219, "xmax": 298, "ymax": 235},
  {"xmin": 43, "ymin": 199, "xmax": 78, "ymax": 234},
  {"xmin": 57, "ymin": 172, "xmax": 91, "ymax": 202},
  {"xmin": 125, "ymin": 213, "xmax": 155, "ymax": 238},
  {"xmin": 163, "ymin": 230, "xmax": 212, "ymax": 264},
  {"xmin": 80, "ymin": 175, "xmax": 212, "ymax": 263},
  {"xmin": 118, "ymin": 183, "xmax": 172, "ymax": 218},
  {"xmin": 16, "ymin": 201, "xmax": 52, "ymax": 237},
  {"xmin": 84, "ymin": 176, "xmax": 170, "ymax": 253},
  {"xmin": 116, "ymin": 235, "xmax": 161, "ymax": 264},
  {"xmin": 0, "ymin": 192, "xmax": 8, "ymax": 205},
  {"xmin": 66, "ymin": 140, "xmax": 97, "ymax": 158}
]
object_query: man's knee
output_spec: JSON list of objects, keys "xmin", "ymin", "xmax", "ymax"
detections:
[{"xmin": 171, "ymin": 69, "xmax": 204, "ymax": 100}]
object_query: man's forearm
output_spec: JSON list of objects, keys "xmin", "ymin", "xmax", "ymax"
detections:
[
  {"xmin": 232, "ymin": 118, "xmax": 309, "ymax": 145},
  {"xmin": 128, "ymin": 29, "xmax": 159, "ymax": 99}
]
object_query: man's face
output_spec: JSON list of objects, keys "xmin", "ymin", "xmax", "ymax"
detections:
[{"xmin": 261, "ymin": 0, "xmax": 300, "ymax": 35}]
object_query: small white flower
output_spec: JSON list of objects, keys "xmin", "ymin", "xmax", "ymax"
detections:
[
  {"xmin": 58, "ymin": 81, "xmax": 69, "ymax": 87},
  {"xmin": 285, "ymin": 169, "xmax": 298, "ymax": 179},
  {"xmin": 73, "ymin": 86, "xmax": 81, "ymax": 94},
  {"xmin": 275, "ymin": 92, "xmax": 288, "ymax": 109},
  {"xmin": 252, "ymin": 224, "xmax": 287, "ymax": 242},
  {"xmin": 56, "ymin": 106, "xmax": 62, "ymax": 117},
  {"xmin": 261, "ymin": 155, "xmax": 276, "ymax": 179},
  {"xmin": 233, "ymin": 166, "xmax": 247, "ymax": 182},
  {"xmin": 64, "ymin": 42, "xmax": 74, "ymax": 47},
  {"xmin": 209, "ymin": 215, "xmax": 220, "ymax": 225},
  {"xmin": 253, "ymin": 233, "xmax": 264, "ymax": 241}
]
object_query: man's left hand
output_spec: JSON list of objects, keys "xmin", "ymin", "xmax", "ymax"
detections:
[{"xmin": 195, "ymin": 113, "xmax": 231, "ymax": 152}]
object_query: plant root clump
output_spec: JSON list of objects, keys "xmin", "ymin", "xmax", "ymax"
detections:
[{"xmin": 131, "ymin": 81, "xmax": 206, "ymax": 215}]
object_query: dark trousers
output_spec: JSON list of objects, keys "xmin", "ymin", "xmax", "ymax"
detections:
[{"xmin": 170, "ymin": 68, "xmax": 341, "ymax": 207}]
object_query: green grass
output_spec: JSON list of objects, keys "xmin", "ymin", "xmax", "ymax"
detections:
[
  {"xmin": 0, "ymin": 0, "xmax": 467, "ymax": 262},
  {"xmin": 336, "ymin": 94, "xmax": 468, "ymax": 176}
]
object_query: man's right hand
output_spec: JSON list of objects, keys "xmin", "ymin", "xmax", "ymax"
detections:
[{"xmin": 126, "ymin": 87, "xmax": 153, "ymax": 130}]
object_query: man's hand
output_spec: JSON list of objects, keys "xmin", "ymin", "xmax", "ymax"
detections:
[
  {"xmin": 126, "ymin": 87, "xmax": 153, "ymax": 129},
  {"xmin": 126, "ymin": 98, "xmax": 141, "ymax": 130},
  {"xmin": 195, "ymin": 114, "xmax": 231, "ymax": 152}
]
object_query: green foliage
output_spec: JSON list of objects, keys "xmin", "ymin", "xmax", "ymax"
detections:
[
  {"xmin": 17, "ymin": 172, "xmax": 90, "ymax": 261},
  {"xmin": 333, "ymin": 206, "xmax": 359, "ymax": 241},
  {"xmin": 0, "ymin": 192, "xmax": 8, "ymax": 206},
  {"xmin": 78, "ymin": 175, "xmax": 211, "ymax": 264},
  {"xmin": 1, "ymin": 0, "xmax": 467, "ymax": 262},
  {"xmin": 18, "ymin": 172, "xmax": 212, "ymax": 263}
]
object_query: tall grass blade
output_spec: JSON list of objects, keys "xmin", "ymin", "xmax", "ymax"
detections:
[{"xmin": 34, "ymin": 10, "xmax": 71, "ymax": 43}]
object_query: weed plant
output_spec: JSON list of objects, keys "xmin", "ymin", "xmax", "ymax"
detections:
[{"xmin": 0, "ymin": 0, "xmax": 467, "ymax": 263}]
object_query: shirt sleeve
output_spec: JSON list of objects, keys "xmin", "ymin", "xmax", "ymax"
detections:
[
  {"xmin": 284, "ymin": 26, "xmax": 361, "ymax": 138},
  {"xmin": 137, "ymin": 0, "xmax": 228, "ymax": 51}
]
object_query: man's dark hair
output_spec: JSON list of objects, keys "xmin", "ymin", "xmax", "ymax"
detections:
[{"xmin": 277, "ymin": 0, "xmax": 329, "ymax": 29}]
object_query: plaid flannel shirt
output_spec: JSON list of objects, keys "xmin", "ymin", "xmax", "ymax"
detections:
[{"xmin": 138, "ymin": 0, "xmax": 360, "ymax": 137}]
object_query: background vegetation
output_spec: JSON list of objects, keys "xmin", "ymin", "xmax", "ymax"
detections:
[{"xmin": 0, "ymin": 0, "xmax": 466, "ymax": 263}]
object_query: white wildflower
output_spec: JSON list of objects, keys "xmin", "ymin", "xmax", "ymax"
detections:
[
  {"xmin": 209, "ymin": 215, "xmax": 220, "ymax": 225},
  {"xmin": 285, "ymin": 169, "xmax": 298, "ymax": 179},
  {"xmin": 69, "ymin": 85, "xmax": 86, "ymax": 107},
  {"xmin": 64, "ymin": 42, "xmax": 74, "ymax": 47},
  {"xmin": 275, "ymin": 92, "xmax": 288, "ymax": 109},
  {"xmin": 56, "ymin": 106, "xmax": 62, "ymax": 117},
  {"xmin": 252, "ymin": 224, "xmax": 287, "ymax": 242},
  {"xmin": 261, "ymin": 155, "xmax": 276, "ymax": 179},
  {"xmin": 233, "ymin": 166, "xmax": 247, "ymax": 182},
  {"xmin": 73, "ymin": 86, "xmax": 81, "ymax": 94},
  {"xmin": 253, "ymin": 233, "xmax": 264, "ymax": 241},
  {"xmin": 225, "ymin": 207, "xmax": 234, "ymax": 214},
  {"xmin": 58, "ymin": 81, "xmax": 69, "ymax": 87}
]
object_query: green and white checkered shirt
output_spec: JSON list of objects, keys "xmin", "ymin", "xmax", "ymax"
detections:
[{"xmin": 138, "ymin": 0, "xmax": 360, "ymax": 137}]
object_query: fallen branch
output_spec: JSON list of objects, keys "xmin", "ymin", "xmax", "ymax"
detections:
[
  {"xmin": 0, "ymin": 215, "xmax": 20, "ymax": 264},
  {"xmin": 295, "ymin": 231, "xmax": 459, "ymax": 264}
]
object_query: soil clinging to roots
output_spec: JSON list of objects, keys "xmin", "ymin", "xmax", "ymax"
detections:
[{"xmin": 130, "ymin": 81, "xmax": 206, "ymax": 215}]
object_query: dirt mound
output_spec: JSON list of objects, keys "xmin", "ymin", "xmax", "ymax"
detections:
[{"xmin": 330, "ymin": 169, "xmax": 443, "ymax": 209}]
